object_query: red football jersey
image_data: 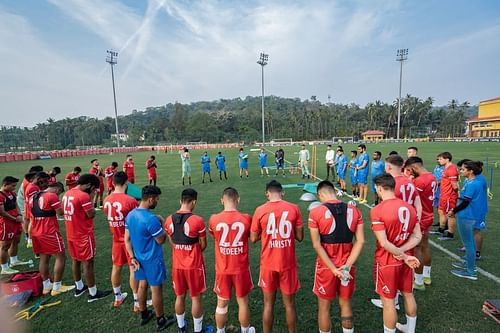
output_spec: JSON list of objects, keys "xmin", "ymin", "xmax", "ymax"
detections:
[
  {"xmin": 440, "ymin": 164, "xmax": 459, "ymax": 198},
  {"xmin": 123, "ymin": 161, "xmax": 135, "ymax": 180},
  {"xmin": 165, "ymin": 211, "xmax": 206, "ymax": 270},
  {"xmin": 64, "ymin": 172, "xmax": 80, "ymax": 190},
  {"xmin": 413, "ymin": 172, "xmax": 437, "ymax": 225},
  {"xmin": 104, "ymin": 166, "xmax": 116, "ymax": 189},
  {"xmin": 22, "ymin": 178, "xmax": 30, "ymax": 193},
  {"xmin": 63, "ymin": 188, "xmax": 94, "ymax": 240},
  {"xmin": 25, "ymin": 183, "xmax": 40, "ymax": 219},
  {"xmin": 208, "ymin": 210, "xmax": 252, "ymax": 274},
  {"xmin": 89, "ymin": 167, "xmax": 104, "ymax": 186},
  {"xmin": 31, "ymin": 192, "xmax": 61, "ymax": 236},
  {"xmin": 251, "ymin": 200, "xmax": 303, "ymax": 272},
  {"xmin": 146, "ymin": 160, "xmax": 157, "ymax": 177},
  {"xmin": 308, "ymin": 200, "xmax": 363, "ymax": 267},
  {"xmin": 103, "ymin": 193, "xmax": 138, "ymax": 243},
  {"xmin": 0, "ymin": 191, "xmax": 19, "ymax": 223},
  {"xmin": 371, "ymin": 198, "xmax": 418, "ymax": 265},
  {"xmin": 394, "ymin": 175, "xmax": 419, "ymax": 206}
]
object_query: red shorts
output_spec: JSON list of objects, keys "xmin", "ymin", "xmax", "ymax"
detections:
[
  {"xmin": 148, "ymin": 172, "xmax": 157, "ymax": 181},
  {"xmin": 172, "ymin": 266, "xmax": 206, "ymax": 297},
  {"xmin": 32, "ymin": 232, "xmax": 65, "ymax": 255},
  {"xmin": 213, "ymin": 270, "xmax": 254, "ymax": 300},
  {"xmin": 112, "ymin": 241, "xmax": 131, "ymax": 266},
  {"xmin": 107, "ymin": 182, "xmax": 114, "ymax": 193},
  {"xmin": 374, "ymin": 262, "xmax": 413, "ymax": 299},
  {"xmin": 420, "ymin": 219, "xmax": 433, "ymax": 234},
  {"xmin": 258, "ymin": 267, "xmax": 300, "ymax": 295},
  {"xmin": 0, "ymin": 221, "xmax": 21, "ymax": 241},
  {"xmin": 96, "ymin": 182, "xmax": 105, "ymax": 194},
  {"xmin": 313, "ymin": 263, "xmax": 356, "ymax": 300},
  {"xmin": 438, "ymin": 195, "xmax": 457, "ymax": 213},
  {"xmin": 68, "ymin": 234, "xmax": 96, "ymax": 261}
]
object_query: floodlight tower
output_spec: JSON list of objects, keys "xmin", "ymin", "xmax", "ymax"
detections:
[
  {"xmin": 106, "ymin": 50, "xmax": 120, "ymax": 147},
  {"xmin": 396, "ymin": 48, "xmax": 408, "ymax": 140},
  {"xmin": 257, "ymin": 52, "xmax": 269, "ymax": 145}
]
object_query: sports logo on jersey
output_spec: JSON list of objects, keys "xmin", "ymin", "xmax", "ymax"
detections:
[{"xmin": 318, "ymin": 285, "xmax": 326, "ymax": 295}]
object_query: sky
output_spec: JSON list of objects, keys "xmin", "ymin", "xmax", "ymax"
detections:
[{"xmin": 1, "ymin": 0, "xmax": 499, "ymax": 127}]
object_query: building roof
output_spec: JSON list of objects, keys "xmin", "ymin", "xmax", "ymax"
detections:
[
  {"xmin": 467, "ymin": 115, "xmax": 500, "ymax": 122},
  {"xmin": 362, "ymin": 130, "xmax": 385, "ymax": 135},
  {"xmin": 479, "ymin": 97, "xmax": 500, "ymax": 104}
]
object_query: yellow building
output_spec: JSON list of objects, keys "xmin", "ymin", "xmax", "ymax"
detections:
[
  {"xmin": 361, "ymin": 130, "xmax": 385, "ymax": 141},
  {"xmin": 467, "ymin": 97, "xmax": 500, "ymax": 137}
]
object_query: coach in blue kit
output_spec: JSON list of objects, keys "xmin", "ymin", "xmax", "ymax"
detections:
[{"xmin": 125, "ymin": 185, "xmax": 176, "ymax": 330}]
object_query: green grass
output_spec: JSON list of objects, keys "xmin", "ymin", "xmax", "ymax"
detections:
[{"xmin": 1, "ymin": 142, "xmax": 499, "ymax": 332}]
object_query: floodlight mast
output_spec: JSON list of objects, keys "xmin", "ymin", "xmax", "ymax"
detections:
[
  {"xmin": 106, "ymin": 50, "xmax": 120, "ymax": 148},
  {"xmin": 396, "ymin": 48, "xmax": 408, "ymax": 140},
  {"xmin": 257, "ymin": 52, "xmax": 269, "ymax": 145}
]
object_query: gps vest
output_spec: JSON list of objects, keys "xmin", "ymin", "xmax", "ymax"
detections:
[
  {"xmin": 0, "ymin": 191, "xmax": 17, "ymax": 212},
  {"xmin": 320, "ymin": 202, "xmax": 354, "ymax": 244},
  {"xmin": 171, "ymin": 213, "xmax": 198, "ymax": 245},
  {"xmin": 31, "ymin": 192, "xmax": 56, "ymax": 218}
]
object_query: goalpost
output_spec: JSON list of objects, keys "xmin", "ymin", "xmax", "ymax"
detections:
[
  {"xmin": 185, "ymin": 141, "xmax": 208, "ymax": 149},
  {"xmin": 331, "ymin": 136, "xmax": 355, "ymax": 144},
  {"xmin": 269, "ymin": 138, "xmax": 293, "ymax": 146}
]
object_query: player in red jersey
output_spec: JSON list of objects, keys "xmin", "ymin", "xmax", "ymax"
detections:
[
  {"xmin": 103, "ymin": 171, "xmax": 139, "ymax": 308},
  {"xmin": 47, "ymin": 167, "xmax": 61, "ymax": 185},
  {"xmin": 208, "ymin": 187, "xmax": 255, "ymax": 333},
  {"xmin": 123, "ymin": 155, "xmax": 135, "ymax": 184},
  {"xmin": 371, "ymin": 173, "xmax": 422, "ymax": 333},
  {"xmin": 63, "ymin": 174, "xmax": 111, "ymax": 302},
  {"xmin": 105, "ymin": 162, "xmax": 119, "ymax": 195},
  {"xmin": 146, "ymin": 155, "xmax": 158, "ymax": 186},
  {"xmin": 165, "ymin": 188, "xmax": 213, "ymax": 333},
  {"xmin": 64, "ymin": 166, "xmax": 81, "ymax": 190},
  {"xmin": 0, "ymin": 177, "xmax": 24, "ymax": 274},
  {"xmin": 89, "ymin": 159, "xmax": 105, "ymax": 209},
  {"xmin": 250, "ymin": 180, "xmax": 304, "ymax": 333},
  {"xmin": 31, "ymin": 181, "xmax": 75, "ymax": 295},
  {"xmin": 308, "ymin": 180, "xmax": 364, "ymax": 333},
  {"xmin": 25, "ymin": 172, "xmax": 51, "ymax": 254},
  {"xmin": 404, "ymin": 157, "xmax": 437, "ymax": 290},
  {"xmin": 436, "ymin": 152, "xmax": 459, "ymax": 240}
]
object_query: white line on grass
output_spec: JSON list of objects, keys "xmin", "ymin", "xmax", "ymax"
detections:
[{"xmin": 267, "ymin": 146, "xmax": 500, "ymax": 284}]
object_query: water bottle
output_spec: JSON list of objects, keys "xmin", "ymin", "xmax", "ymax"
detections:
[{"xmin": 340, "ymin": 266, "xmax": 351, "ymax": 286}]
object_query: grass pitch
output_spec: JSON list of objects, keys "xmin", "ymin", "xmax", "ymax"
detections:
[{"xmin": 1, "ymin": 141, "xmax": 499, "ymax": 332}]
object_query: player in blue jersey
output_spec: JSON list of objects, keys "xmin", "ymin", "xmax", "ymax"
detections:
[
  {"xmin": 355, "ymin": 144, "xmax": 370, "ymax": 204},
  {"xmin": 125, "ymin": 185, "xmax": 176, "ymax": 330},
  {"xmin": 335, "ymin": 148, "xmax": 348, "ymax": 193},
  {"xmin": 432, "ymin": 162, "xmax": 444, "ymax": 209},
  {"xmin": 258, "ymin": 148, "xmax": 269, "ymax": 176},
  {"xmin": 215, "ymin": 152, "xmax": 227, "ymax": 180},
  {"xmin": 201, "ymin": 152, "xmax": 213, "ymax": 183},
  {"xmin": 239, "ymin": 148, "xmax": 249, "ymax": 178},
  {"xmin": 348, "ymin": 151, "xmax": 359, "ymax": 199},
  {"xmin": 370, "ymin": 151, "xmax": 385, "ymax": 205}
]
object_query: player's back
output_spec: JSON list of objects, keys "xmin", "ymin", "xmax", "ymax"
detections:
[
  {"xmin": 31, "ymin": 191, "xmax": 59, "ymax": 236},
  {"xmin": 441, "ymin": 164, "xmax": 458, "ymax": 196},
  {"xmin": 63, "ymin": 187, "xmax": 94, "ymax": 240},
  {"xmin": 394, "ymin": 175, "xmax": 418, "ymax": 206},
  {"xmin": 209, "ymin": 210, "xmax": 252, "ymax": 274},
  {"xmin": 104, "ymin": 193, "xmax": 138, "ymax": 242},
  {"xmin": 252, "ymin": 200, "xmax": 303, "ymax": 271},
  {"xmin": 414, "ymin": 172, "xmax": 437, "ymax": 222}
]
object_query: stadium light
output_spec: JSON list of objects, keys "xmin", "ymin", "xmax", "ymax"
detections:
[
  {"xmin": 106, "ymin": 50, "xmax": 120, "ymax": 148},
  {"xmin": 257, "ymin": 52, "xmax": 269, "ymax": 145},
  {"xmin": 396, "ymin": 48, "xmax": 408, "ymax": 140}
]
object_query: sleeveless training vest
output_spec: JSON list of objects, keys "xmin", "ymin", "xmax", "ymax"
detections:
[
  {"xmin": 31, "ymin": 192, "xmax": 56, "ymax": 218},
  {"xmin": 171, "ymin": 213, "xmax": 198, "ymax": 245},
  {"xmin": 320, "ymin": 202, "xmax": 354, "ymax": 244},
  {"xmin": 0, "ymin": 191, "xmax": 17, "ymax": 212}
]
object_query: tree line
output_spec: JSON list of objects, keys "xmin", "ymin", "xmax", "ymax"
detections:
[{"xmin": 0, "ymin": 96, "xmax": 474, "ymax": 151}]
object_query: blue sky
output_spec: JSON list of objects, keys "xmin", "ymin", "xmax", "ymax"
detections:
[{"xmin": 1, "ymin": 0, "xmax": 499, "ymax": 126}]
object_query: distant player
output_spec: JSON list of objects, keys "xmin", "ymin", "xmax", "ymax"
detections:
[
  {"xmin": 181, "ymin": 148, "xmax": 192, "ymax": 186},
  {"xmin": 239, "ymin": 148, "xmax": 249, "ymax": 178},
  {"xmin": 89, "ymin": 159, "xmax": 105, "ymax": 209},
  {"xmin": 31, "ymin": 181, "xmax": 75, "ymax": 295},
  {"xmin": 215, "ymin": 152, "xmax": 227, "ymax": 180},
  {"xmin": 371, "ymin": 173, "xmax": 422, "ymax": 333},
  {"xmin": 0, "ymin": 176, "xmax": 24, "ymax": 274},
  {"xmin": 348, "ymin": 151, "xmax": 359, "ymax": 199},
  {"xmin": 370, "ymin": 151, "xmax": 385, "ymax": 205},
  {"xmin": 63, "ymin": 174, "xmax": 111, "ymax": 302},
  {"xmin": 258, "ymin": 148, "xmax": 269, "ymax": 176},
  {"xmin": 250, "ymin": 180, "xmax": 304, "ymax": 333},
  {"xmin": 325, "ymin": 145, "xmax": 335, "ymax": 181},
  {"xmin": 105, "ymin": 162, "xmax": 119, "ymax": 194},
  {"xmin": 432, "ymin": 161, "xmax": 444, "ymax": 211},
  {"xmin": 64, "ymin": 166, "xmax": 82, "ymax": 190},
  {"xmin": 123, "ymin": 155, "xmax": 136, "ymax": 184},
  {"xmin": 18, "ymin": 165, "xmax": 43, "ymax": 248},
  {"xmin": 404, "ymin": 147, "xmax": 418, "ymax": 178},
  {"xmin": 146, "ymin": 156, "xmax": 158, "ymax": 186},
  {"xmin": 274, "ymin": 147, "xmax": 286, "ymax": 177},
  {"xmin": 404, "ymin": 157, "xmax": 437, "ymax": 290},
  {"xmin": 103, "ymin": 172, "xmax": 139, "ymax": 308},
  {"xmin": 124, "ymin": 185, "xmax": 176, "ymax": 329},
  {"xmin": 48, "ymin": 167, "xmax": 61, "ymax": 185},
  {"xmin": 165, "ymin": 189, "xmax": 213, "ymax": 333},
  {"xmin": 335, "ymin": 148, "xmax": 348, "ymax": 193},
  {"xmin": 308, "ymin": 180, "xmax": 365, "ymax": 333},
  {"xmin": 201, "ymin": 152, "xmax": 213, "ymax": 183},
  {"xmin": 436, "ymin": 152, "xmax": 459, "ymax": 240},
  {"xmin": 355, "ymin": 144, "xmax": 369, "ymax": 204},
  {"xmin": 298, "ymin": 144, "xmax": 311, "ymax": 179},
  {"xmin": 208, "ymin": 187, "xmax": 255, "ymax": 333}
]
